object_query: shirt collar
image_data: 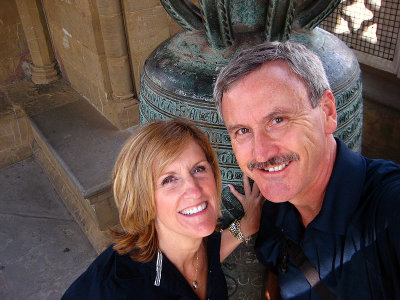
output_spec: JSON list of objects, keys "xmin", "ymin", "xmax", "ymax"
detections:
[
  {"xmin": 310, "ymin": 138, "xmax": 366, "ymax": 235},
  {"xmin": 276, "ymin": 138, "xmax": 367, "ymax": 238}
]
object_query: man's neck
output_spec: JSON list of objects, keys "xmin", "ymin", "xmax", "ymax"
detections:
[{"xmin": 292, "ymin": 136, "xmax": 337, "ymax": 228}]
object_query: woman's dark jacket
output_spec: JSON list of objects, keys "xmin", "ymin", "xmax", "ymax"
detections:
[{"xmin": 62, "ymin": 232, "xmax": 228, "ymax": 300}]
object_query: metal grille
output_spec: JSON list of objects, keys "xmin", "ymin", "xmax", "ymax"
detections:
[{"xmin": 319, "ymin": 0, "xmax": 400, "ymax": 61}]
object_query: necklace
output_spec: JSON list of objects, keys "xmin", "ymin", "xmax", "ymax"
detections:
[{"xmin": 192, "ymin": 250, "xmax": 199, "ymax": 289}]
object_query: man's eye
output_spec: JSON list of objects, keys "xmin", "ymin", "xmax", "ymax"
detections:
[
  {"xmin": 237, "ymin": 128, "xmax": 250, "ymax": 135},
  {"xmin": 161, "ymin": 176, "xmax": 175, "ymax": 185},
  {"xmin": 272, "ymin": 117, "xmax": 284, "ymax": 124},
  {"xmin": 192, "ymin": 166, "xmax": 206, "ymax": 174}
]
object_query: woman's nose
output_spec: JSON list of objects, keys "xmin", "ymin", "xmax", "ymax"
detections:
[{"xmin": 183, "ymin": 176, "xmax": 202, "ymax": 198}]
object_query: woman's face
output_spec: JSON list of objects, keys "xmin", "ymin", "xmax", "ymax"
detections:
[{"xmin": 154, "ymin": 139, "xmax": 219, "ymax": 241}]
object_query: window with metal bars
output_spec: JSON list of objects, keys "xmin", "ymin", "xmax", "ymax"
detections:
[{"xmin": 319, "ymin": 0, "xmax": 400, "ymax": 75}]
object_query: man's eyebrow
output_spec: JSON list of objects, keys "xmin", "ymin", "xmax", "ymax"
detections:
[
  {"xmin": 226, "ymin": 124, "xmax": 247, "ymax": 133},
  {"xmin": 264, "ymin": 108, "xmax": 290, "ymax": 120},
  {"xmin": 226, "ymin": 109, "xmax": 291, "ymax": 132}
]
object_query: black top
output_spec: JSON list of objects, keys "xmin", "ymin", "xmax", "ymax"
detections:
[
  {"xmin": 62, "ymin": 233, "xmax": 228, "ymax": 300},
  {"xmin": 255, "ymin": 138, "xmax": 400, "ymax": 300}
]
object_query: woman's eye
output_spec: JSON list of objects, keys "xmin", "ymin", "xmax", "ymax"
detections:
[
  {"xmin": 237, "ymin": 128, "xmax": 250, "ymax": 135},
  {"xmin": 192, "ymin": 166, "xmax": 206, "ymax": 174},
  {"xmin": 161, "ymin": 176, "xmax": 175, "ymax": 185}
]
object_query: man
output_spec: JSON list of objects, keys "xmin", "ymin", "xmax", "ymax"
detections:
[{"xmin": 214, "ymin": 41, "xmax": 400, "ymax": 299}]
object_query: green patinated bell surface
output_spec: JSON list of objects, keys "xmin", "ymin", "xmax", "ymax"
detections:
[{"xmin": 140, "ymin": 1, "xmax": 362, "ymax": 299}]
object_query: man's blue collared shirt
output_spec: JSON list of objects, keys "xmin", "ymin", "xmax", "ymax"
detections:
[{"xmin": 255, "ymin": 138, "xmax": 400, "ymax": 299}]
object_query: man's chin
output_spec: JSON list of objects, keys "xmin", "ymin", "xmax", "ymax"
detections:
[{"xmin": 259, "ymin": 186, "xmax": 293, "ymax": 204}]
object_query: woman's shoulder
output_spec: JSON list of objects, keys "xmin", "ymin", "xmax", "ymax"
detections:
[{"xmin": 61, "ymin": 245, "xmax": 151, "ymax": 299}]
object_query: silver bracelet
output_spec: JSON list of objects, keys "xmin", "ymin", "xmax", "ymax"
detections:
[{"xmin": 228, "ymin": 219, "xmax": 251, "ymax": 244}]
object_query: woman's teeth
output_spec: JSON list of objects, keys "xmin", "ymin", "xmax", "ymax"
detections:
[
  {"xmin": 179, "ymin": 202, "xmax": 207, "ymax": 215},
  {"xmin": 264, "ymin": 162, "xmax": 289, "ymax": 172}
]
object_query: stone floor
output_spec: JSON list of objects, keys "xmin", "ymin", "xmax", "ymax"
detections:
[{"xmin": 0, "ymin": 157, "xmax": 97, "ymax": 300}]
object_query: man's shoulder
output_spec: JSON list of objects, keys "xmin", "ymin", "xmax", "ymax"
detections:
[
  {"xmin": 358, "ymin": 158, "xmax": 400, "ymax": 229},
  {"xmin": 363, "ymin": 158, "xmax": 400, "ymax": 200},
  {"xmin": 365, "ymin": 158, "xmax": 400, "ymax": 182}
]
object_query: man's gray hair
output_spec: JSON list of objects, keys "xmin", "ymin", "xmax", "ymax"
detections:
[{"xmin": 213, "ymin": 41, "xmax": 331, "ymax": 118}]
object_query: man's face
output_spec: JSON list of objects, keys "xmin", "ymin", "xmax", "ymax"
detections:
[{"xmin": 221, "ymin": 60, "xmax": 337, "ymax": 205}]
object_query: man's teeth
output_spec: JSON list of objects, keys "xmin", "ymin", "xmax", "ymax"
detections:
[
  {"xmin": 179, "ymin": 202, "xmax": 207, "ymax": 215},
  {"xmin": 264, "ymin": 162, "xmax": 289, "ymax": 172}
]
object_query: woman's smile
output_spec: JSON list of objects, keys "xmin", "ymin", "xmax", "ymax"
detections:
[{"xmin": 179, "ymin": 201, "xmax": 208, "ymax": 216}]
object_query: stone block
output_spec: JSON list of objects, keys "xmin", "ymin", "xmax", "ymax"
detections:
[
  {"xmin": 0, "ymin": 146, "xmax": 32, "ymax": 169},
  {"xmin": 111, "ymin": 100, "xmax": 140, "ymax": 129},
  {"xmin": 0, "ymin": 58, "xmax": 17, "ymax": 84},
  {"xmin": 0, "ymin": 0, "xmax": 20, "ymax": 25},
  {"xmin": 62, "ymin": 60, "xmax": 91, "ymax": 101},
  {"xmin": 43, "ymin": 0, "xmax": 97, "ymax": 53},
  {"xmin": 0, "ymin": 23, "xmax": 22, "ymax": 59},
  {"xmin": 2, "ymin": 79, "xmax": 78, "ymax": 117},
  {"xmin": 77, "ymin": 0, "xmax": 91, "ymax": 18},
  {"xmin": 107, "ymin": 56, "xmax": 134, "ymax": 98},
  {"xmin": 86, "ymin": 70, "xmax": 108, "ymax": 105},
  {"xmin": 32, "ymin": 140, "xmax": 112, "ymax": 253},
  {"xmin": 0, "ymin": 1, "xmax": 29, "ymax": 84},
  {"xmin": 98, "ymin": 14, "xmax": 128, "ymax": 57},
  {"xmin": 0, "ymin": 109, "xmax": 31, "ymax": 147},
  {"xmin": 81, "ymin": 47, "xmax": 106, "ymax": 86},
  {"xmin": 123, "ymin": 0, "xmax": 161, "ymax": 13},
  {"xmin": 130, "ymin": 53, "xmax": 148, "ymax": 94},
  {"xmin": 49, "ymin": 22, "xmax": 84, "ymax": 72},
  {"xmin": 91, "ymin": 191, "xmax": 119, "ymax": 231},
  {"xmin": 97, "ymin": 0, "xmax": 123, "ymax": 16},
  {"xmin": 0, "ymin": 107, "xmax": 33, "ymax": 168},
  {"xmin": 61, "ymin": 64, "xmax": 138, "ymax": 129},
  {"xmin": 125, "ymin": 6, "xmax": 171, "ymax": 57}
]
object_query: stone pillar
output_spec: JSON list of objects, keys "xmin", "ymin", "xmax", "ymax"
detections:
[
  {"xmin": 96, "ymin": 0, "xmax": 136, "ymax": 103},
  {"xmin": 121, "ymin": 0, "xmax": 181, "ymax": 94},
  {"xmin": 15, "ymin": 0, "xmax": 59, "ymax": 84}
]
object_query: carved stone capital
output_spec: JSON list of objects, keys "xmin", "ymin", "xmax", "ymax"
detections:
[{"xmin": 30, "ymin": 62, "xmax": 59, "ymax": 84}]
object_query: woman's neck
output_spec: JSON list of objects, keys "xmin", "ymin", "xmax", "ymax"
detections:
[{"xmin": 157, "ymin": 232, "xmax": 208, "ymax": 299}]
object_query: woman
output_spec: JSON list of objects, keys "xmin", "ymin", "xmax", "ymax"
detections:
[{"xmin": 62, "ymin": 118, "xmax": 264, "ymax": 300}]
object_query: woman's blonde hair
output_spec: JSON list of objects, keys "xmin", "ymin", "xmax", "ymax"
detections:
[{"xmin": 111, "ymin": 118, "xmax": 221, "ymax": 262}]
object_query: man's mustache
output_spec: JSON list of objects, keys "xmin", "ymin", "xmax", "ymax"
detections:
[{"xmin": 248, "ymin": 153, "xmax": 300, "ymax": 171}]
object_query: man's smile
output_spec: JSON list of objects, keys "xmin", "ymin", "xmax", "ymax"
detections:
[
  {"xmin": 262, "ymin": 161, "xmax": 290, "ymax": 172},
  {"xmin": 248, "ymin": 153, "xmax": 300, "ymax": 172}
]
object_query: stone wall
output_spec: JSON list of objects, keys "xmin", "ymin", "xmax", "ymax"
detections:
[
  {"xmin": 122, "ymin": 0, "xmax": 181, "ymax": 93},
  {"xmin": 42, "ymin": 0, "xmax": 120, "ymax": 126},
  {"xmin": 0, "ymin": 0, "xmax": 30, "ymax": 86},
  {"xmin": 0, "ymin": 0, "xmax": 32, "ymax": 167},
  {"xmin": 40, "ymin": 0, "xmax": 181, "ymax": 129}
]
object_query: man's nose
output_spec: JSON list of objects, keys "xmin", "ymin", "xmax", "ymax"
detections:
[{"xmin": 253, "ymin": 130, "xmax": 278, "ymax": 163}]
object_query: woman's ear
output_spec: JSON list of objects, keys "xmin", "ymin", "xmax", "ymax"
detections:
[{"xmin": 320, "ymin": 90, "xmax": 337, "ymax": 134}]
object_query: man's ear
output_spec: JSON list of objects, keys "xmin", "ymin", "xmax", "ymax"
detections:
[{"xmin": 320, "ymin": 90, "xmax": 337, "ymax": 134}]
